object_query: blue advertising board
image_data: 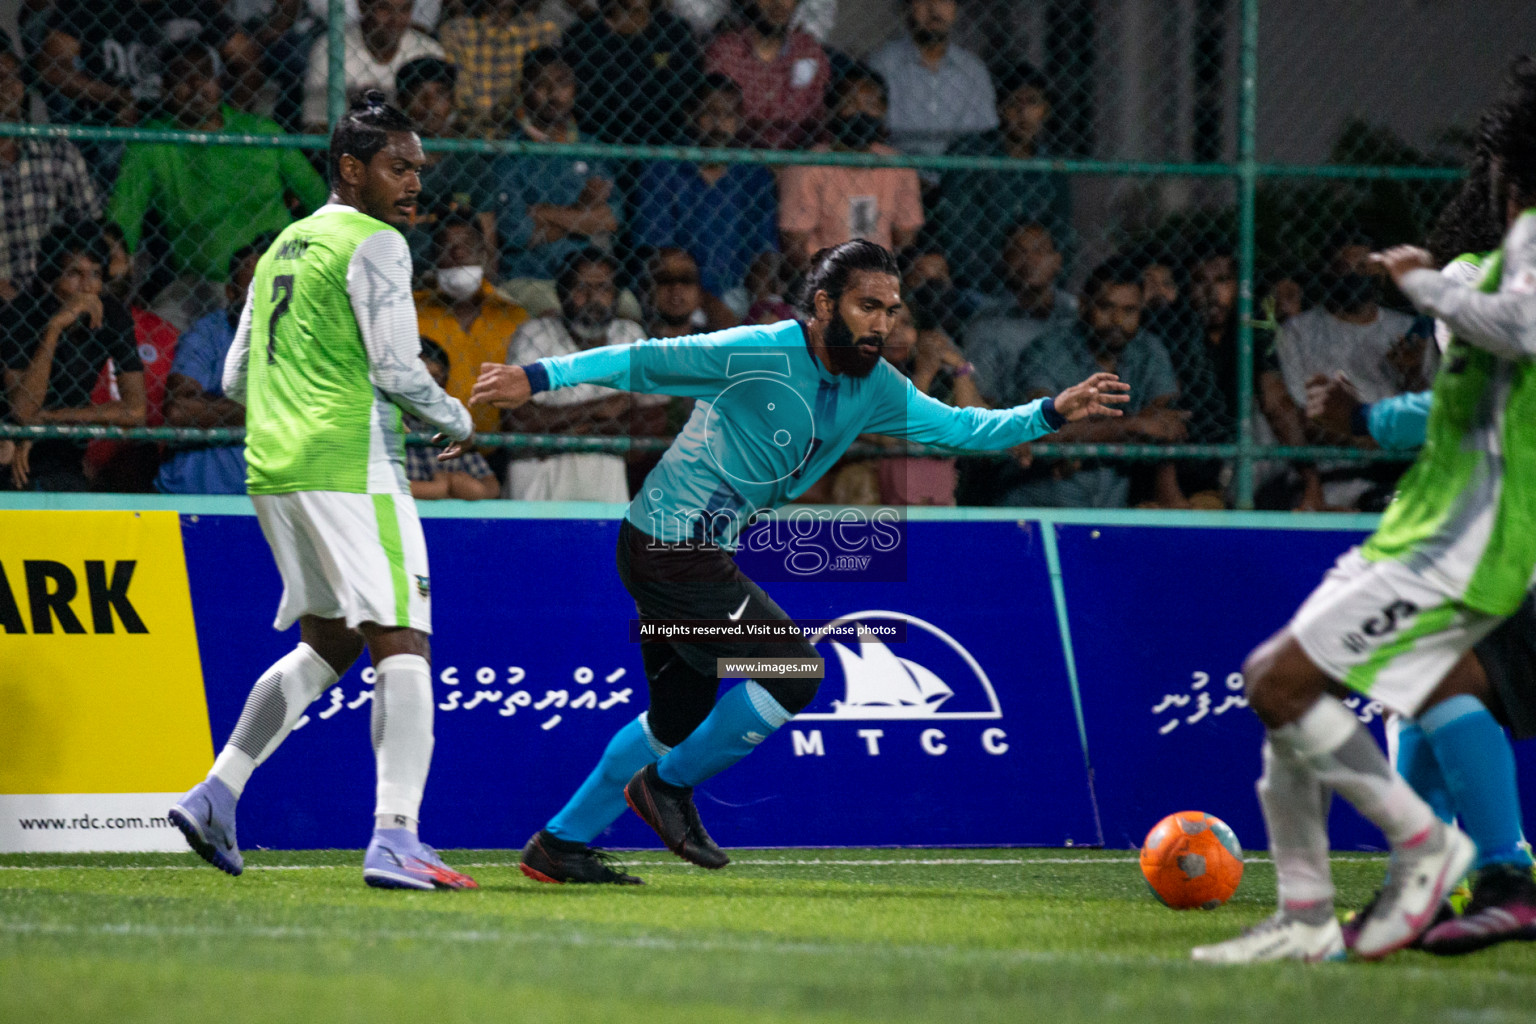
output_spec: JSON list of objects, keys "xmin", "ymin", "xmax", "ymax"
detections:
[
  {"xmin": 1054, "ymin": 517, "xmax": 1536, "ymax": 853},
  {"xmin": 12, "ymin": 495, "xmax": 1536, "ymax": 854},
  {"xmin": 181, "ymin": 511, "xmax": 1099, "ymax": 851},
  {"xmin": 1055, "ymin": 521, "xmax": 1383, "ymax": 852}
]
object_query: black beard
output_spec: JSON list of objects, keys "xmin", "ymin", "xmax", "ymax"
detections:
[
  {"xmin": 1091, "ymin": 329, "xmax": 1132, "ymax": 355},
  {"xmin": 656, "ymin": 308, "xmax": 694, "ymax": 328},
  {"xmin": 1142, "ymin": 301, "xmax": 1198, "ymax": 341},
  {"xmin": 824, "ymin": 311, "xmax": 883, "ymax": 377},
  {"xmin": 910, "ymin": 25, "xmax": 947, "ymax": 47},
  {"xmin": 1202, "ymin": 303, "xmax": 1232, "ymax": 327},
  {"xmin": 1322, "ymin": 272, "xmax": 1379, "ymax": 315},
  {"xmin": 564, "ymin": 302, "xmax": 613, "ymax": 342}
]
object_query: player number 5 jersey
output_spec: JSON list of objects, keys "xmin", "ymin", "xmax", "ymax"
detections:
[{"xmin": 1364, "ymin": 216, "xmax": 1536, "ymax": 615}]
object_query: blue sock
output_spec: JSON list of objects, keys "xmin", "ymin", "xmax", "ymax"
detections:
[
  {"xmin": 656, "ymin": 682, "xmax": 792, "ymax": 788},
  {"xmin": 546, "ymin": 713, "xmax": 669, "ymax": 844},
  {"xmin": 1418, "ymin": 694, "xmax": 1532, "ymax": 869},
  {"xmin": 1394, "ymin": 718, "xmax": 1455, "ymax": 824}
]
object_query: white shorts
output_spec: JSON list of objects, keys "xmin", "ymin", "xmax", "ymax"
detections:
[
  {"xmin": 252, "ymin": 491, "xmax": 432, "ymax": 635},
  {"xmin": 1290, "ymin": 547, "xmax": 1502, "ymax": 716}
]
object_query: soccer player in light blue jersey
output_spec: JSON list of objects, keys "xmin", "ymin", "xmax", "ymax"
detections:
[{"xmin": 471, "ymin": 239, "xmax": 1129, "ymax": 883}]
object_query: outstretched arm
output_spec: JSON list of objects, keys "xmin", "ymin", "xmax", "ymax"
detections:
[
  {"xmin": 1379, "ymin": 216, "xmax": 1536, "ymax": 360},
  {"xmin": 1365, "ymin": 390, "xmax": 1433, "ymax": 449},
  {"xmin": 471, "ymin": 324, "xmax": 797, "ymax": 407},
  {"xmin": 862, "ymin": 370, "xmax": 1129, "ymax": 451}
]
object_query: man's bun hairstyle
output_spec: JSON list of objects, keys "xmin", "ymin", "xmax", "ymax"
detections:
[
  {"xmin": 797, "ymin": 239, "xmax": 899, "ymax": 317},
  {"xmin": 328, "ymin": 89, "xmax": 416, "ymax": 182}
]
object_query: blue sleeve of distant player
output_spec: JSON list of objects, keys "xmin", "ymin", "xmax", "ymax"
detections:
[
  {"xmin": 534, "ymin": 324, "xmax": 793, "ymax": 398},
  {"xmin": 1364, "ymin": 390, "xmax": 1432, "ymax": 450},
  {"xmin": 864, "ymin": 371, "xmax": 1062, "ymax": 450}
]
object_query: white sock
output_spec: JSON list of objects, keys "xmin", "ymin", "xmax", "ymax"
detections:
[
  {"xmin": 372, "ymin": 654, "xmax": 434, "ymax": 830},
  {"xmin": 376, "ymin": 813, "xmax": 417, "ymax": 833},
  {"xmin": 1257, "ymin": 739, "xmax": 1335, "ymax": 910},
  {"xmin": 1272, "ymin": 697, "xmax": 1435, "ymax": 846},
  {"xmin": 210, "ymin": 643, "xmax": 338, "ymax": 798}
]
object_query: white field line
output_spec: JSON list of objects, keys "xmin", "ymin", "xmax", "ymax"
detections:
[
  {"xmin": 0, "ymin": 918, "xmax": 1528, "ymax": 988},
  {"xmin": 0, "ymin": 855, "xmax": 1305, "ymax": 871}
]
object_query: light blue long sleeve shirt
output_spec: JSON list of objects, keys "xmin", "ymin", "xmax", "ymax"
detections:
[
  {"xmin": 531, "ymin": 319, "xmax": 1061, "ymax": 547},
  {"xmin": 1364, "ymin": 390, "xmax": 1432, "ymax": 450}
]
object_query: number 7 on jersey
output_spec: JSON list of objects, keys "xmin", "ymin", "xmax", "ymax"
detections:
[{"xmin": 267, "ymin": 274, "xmax": 295, "ymax": 364}]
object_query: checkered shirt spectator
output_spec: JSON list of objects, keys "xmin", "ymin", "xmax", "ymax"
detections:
[
  {"xmin": 439, "ymin": 9, "xmax": 561, "ymax": 130},
  {"xmin": 704, "ymin": 26, "xmax": 829, "ymax": 149},
  {"xmin": 0, "ymin": 139, "xmax": 101, "ymax": 292}
]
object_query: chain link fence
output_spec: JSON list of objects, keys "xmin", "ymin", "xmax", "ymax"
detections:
[{"xmin": 0, "ymin": 0, "xmax": 1516, "ymax": 507}]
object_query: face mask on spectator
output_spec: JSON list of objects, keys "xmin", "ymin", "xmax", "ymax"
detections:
[
  {"xmin": 831, "ymin": 113, "xmax": 885, "ymax": 150},
  {"xmin": 437, "ymin": 265, "xmax": 484, "ymax": 301},
  {"xmin": 1323, "ymin": 271, "xmax": 1378, "ymax": 312}
]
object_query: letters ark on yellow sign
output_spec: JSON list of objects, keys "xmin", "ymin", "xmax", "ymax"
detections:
[{"xmin": 0, "ymin": 511, "xmax": 212, "ymax": 795}]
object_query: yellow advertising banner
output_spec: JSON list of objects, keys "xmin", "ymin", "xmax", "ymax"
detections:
[{"xmin": 0, "ymin": 510, "xmax": 212, "ymax": 851}]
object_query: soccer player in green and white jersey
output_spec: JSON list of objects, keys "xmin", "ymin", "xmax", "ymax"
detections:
[
  {"xmin": 168, "ymin": 92, "xmax": 479, "ymax": 891},
  {"xmin": 1194, "ymin": 57, "xmax": 1536, "ymax": 963},
  {"xmin": 1307, "ymin": 147, "xmax": 1536, "ymax": 956}
]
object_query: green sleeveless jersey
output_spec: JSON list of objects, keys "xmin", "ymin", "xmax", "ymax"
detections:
[
  {"xmin": 1363, "ymin": 237, "xmax": 1536, "ymax": 615},
  {"xmin": 239, "ymin": 206, "xmax": 470, "ymax": 495}
]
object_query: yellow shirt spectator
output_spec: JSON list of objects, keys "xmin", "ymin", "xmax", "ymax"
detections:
[{"xmin": 415, "ymin": 281, "xmax": 530, "ymax": 435}]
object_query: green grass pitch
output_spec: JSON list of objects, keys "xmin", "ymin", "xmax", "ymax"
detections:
[{"xmin": 3, "ymin": 848, "xmax": 1535, "ymax": 1023}]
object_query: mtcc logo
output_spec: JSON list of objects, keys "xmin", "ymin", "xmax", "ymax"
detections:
[{"xmin": 791, "ymin": 611, "xmax": 1008, "ymax": 758}]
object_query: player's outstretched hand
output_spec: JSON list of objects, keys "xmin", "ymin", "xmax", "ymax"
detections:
[
  {"xmin": 471, "ymin": 363, "xmax": 532, "ymax": 409},
  {"xmin": 1053, "ymin": 372, "xmax": 1130, "ymax": 422},
  {"xmin": 435, "ymin": 429, "xmax": 477, "ymax": 462},
  {"xmin": 1371, "ymin": 245, "xmax": 1434, "ymax": 285}
]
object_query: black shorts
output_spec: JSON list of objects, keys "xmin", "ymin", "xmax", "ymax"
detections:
[
  {"xmin": 1474, "ymin": 593, "xmax": 1536, "ymax": 740},
  {"xmin": 616, "ymin": 518, "xmax": 818, "ymax": 676}
]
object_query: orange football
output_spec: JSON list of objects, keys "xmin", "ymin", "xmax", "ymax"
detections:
[{"xmin": 1139, "ymin": 811, "xmax": 1244, "ymax": 909}]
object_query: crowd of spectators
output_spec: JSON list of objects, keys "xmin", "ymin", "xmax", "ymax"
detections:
[{"xmin": 0, "ymin": 0, "xmax": 1434, "ymax": 510}]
